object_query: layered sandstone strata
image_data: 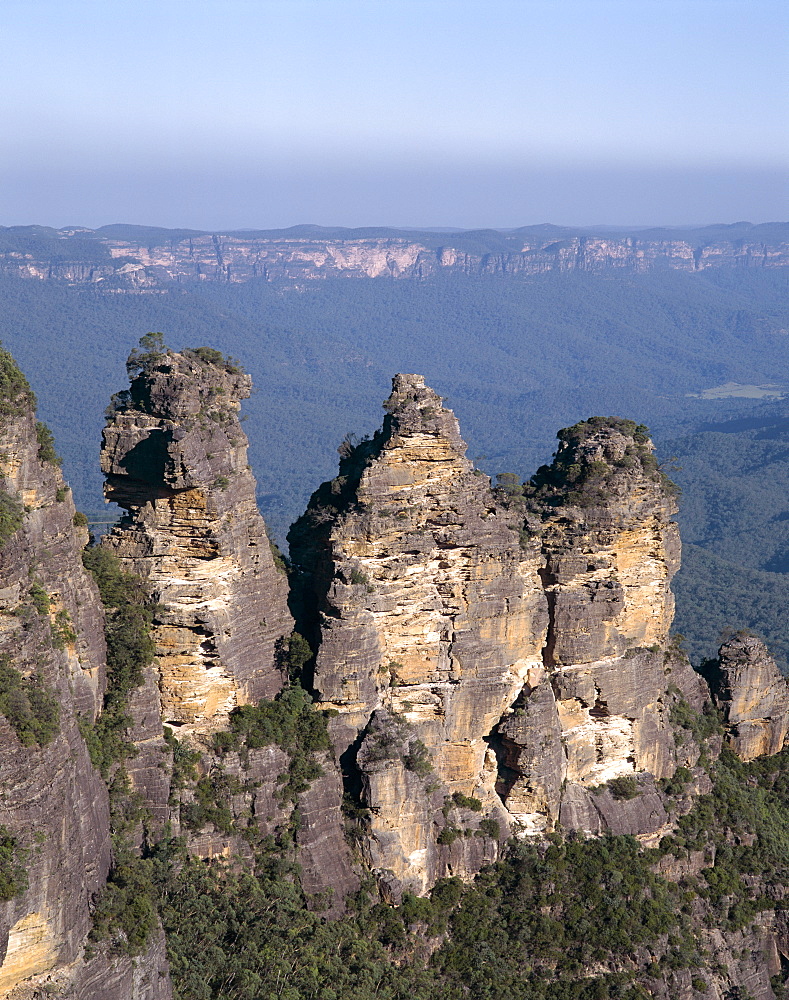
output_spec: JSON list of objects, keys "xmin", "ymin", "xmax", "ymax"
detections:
[
  {"xmin": 704, "ymin": 632, "xmax": 789, "ymax": 761},
  {"xmin": 292, "ymin": 392, "xmax": 713, "ymax": 890},
  {"xmin": 290, "ymin": 374, "xmax": 550, "ymax": 891},
  {"xmin": 493, "ymin": 418, "xmax": 708, "ymax": 838},
  {"xmin": 101, "ymin": 344, "xmax": 292, "ymax": 733}
]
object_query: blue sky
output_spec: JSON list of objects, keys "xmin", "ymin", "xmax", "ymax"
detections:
[{"xmin": 1, "ymin": 0, "xmax": 786, "ymax": 229}]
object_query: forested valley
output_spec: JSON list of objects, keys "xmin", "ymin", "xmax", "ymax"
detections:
[{"xmin": 1, "ymin": 266, "xmax": 788, "ymax": 669}]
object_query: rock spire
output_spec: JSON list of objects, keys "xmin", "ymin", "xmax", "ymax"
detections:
[{"xmin": 101, "ymin": 342, "xmax": 292, "ymax": 733}]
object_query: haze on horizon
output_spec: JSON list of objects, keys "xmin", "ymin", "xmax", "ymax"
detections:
[{"xmin": 1, "ymin": 0, "xmax": 787, "ymax": 231}]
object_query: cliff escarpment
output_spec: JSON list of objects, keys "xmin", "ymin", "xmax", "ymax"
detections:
[
  {"xmin": 4, "ymin": 340, "xmax": 789, "ymax": 998},
  {"xmin": 0, "ymin": 348, "xmax": 171, "ymax": 998},
  {"xmin": 1, "ymin": 222, "xmax": 787, "ymax": 288}
]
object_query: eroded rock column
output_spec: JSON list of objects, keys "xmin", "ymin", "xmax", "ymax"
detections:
[
  {"xmin": 290, "ymin": 373, "xmax": 548, "ymax": 892},
  {"xmin": 101, "ymin": 345, "xmax": 292, "ymax": 734}
]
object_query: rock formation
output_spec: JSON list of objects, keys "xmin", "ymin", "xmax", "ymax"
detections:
[
  {"xmin": 290, "ymin": 381, "xmax": 712, "ymax": 893},
  {"xmin": 101, "ymin": 342, "xmax": 292, "ymax": 733},
  {"xmin": 99, "ymin": 340, "xmax": 358, "ymax": 914},
  {"xmin": 703, "ymin": 632, "xmax": 789, "ymax": 761},
  {"xmin": 498, "ymin": 417, "xmax": 709, "ymax": 838},
  {"xmin": 0, "ymin": 348, "xmax": 171, "ymax": 997},
  {"xmin": 5, "ymin": 337, "xmax": 789, "ymax": 997},
  {"xmin": 289, "ymin": 374, "xmax": 548, "ymax": 892}
]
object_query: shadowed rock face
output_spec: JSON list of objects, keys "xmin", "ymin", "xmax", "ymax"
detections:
[
  {"xmin": 101, "ymin": 347, "xmax": 292, "ymax": 734},
  {"xmin": 704, "ymin": 633, "xmax": 789, "ymax": 761},
  {"xmin": 0, "ymin": 360, "xmax": 171, "ymax": 998}
]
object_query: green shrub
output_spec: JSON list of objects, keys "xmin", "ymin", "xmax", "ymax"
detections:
[
  {"xmin": 0, "ymin": 489, "xmax": 23, "ymax": 548},
  {"xmin": 0, "ymin": 826, "xmax": 28, "ymax": 900},
  {"xmin": 609, "ymin": 775, "xmax": 641, "ymax": 800},
  {"xmin": 403, "ymin": 738, "xmax": 432, "ymax": 777},
  {"xmin": 478, "ymin": 817, "xmax": 500, "ymax": 839},
  {"xmin": 185, "ymin": 346, "xmax": 243, "ymax": 373},
  {"xmin": 35, "ymin": 421, "xmax": 61, "ymax": 465},
  {"xmin": 28, "ymin": 583, "xmax": 50, "ymax": 616},
  {"xmin": 0, "ymin": 656, "xmax": 60, "ymax": 747},
  {"xmin": 670, "ymin": 699, "xmax": 724, "ymax": 745},
  {"xmin": 452, "ymin": 792, "xmax": 483, "ymax": 811},
  {"xmin": 73, "ymin": 511, "xmax": 88, "ymax": 527}
]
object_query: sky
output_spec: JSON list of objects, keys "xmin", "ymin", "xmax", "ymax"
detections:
[{"xmin": 1, "ymin": 0, "xmax": 787, "ymax": 230}]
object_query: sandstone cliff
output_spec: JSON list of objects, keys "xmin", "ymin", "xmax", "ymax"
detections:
[
  {"xmin": 502, "ymin": 417, "xmax": 710, "ymax": 838},
  {"xmin": 0, "ymin": 349, "xmax": 170, "ymax": 997},
  {"xmin": 1, "ymin": 223, "xmax": 787, "ymax": 288},
  {"xmin": 290, "ymin": 384, "xmax": 717, "ymax": 895},
  {"xmin": 703, "ymin": 631, "xmax": 789, "ymax": 761},
  {"xmin": 101, "ymin": 342, "xmax": 292, "ymax": 734},
  {"xmin": 290, "ymin": 374, "xmax": 547, "ymax": 892},
  {"xmin": 99, "ymin": 340, "xmax": 358, "ymax": 914}
]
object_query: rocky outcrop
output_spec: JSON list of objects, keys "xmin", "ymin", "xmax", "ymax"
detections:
[
  {"xmin": 491, "ymin": 418, "xmax": 709, "ymax": 839},
  {"xmin": 290, "ymin": 374, "xmax": 548, "ymax": 892},
  {"xmin": 101, "ymin": 344, "xmax": 292, "ymax": 734},
  {"xmin": 0, "ymin": 352, "xmax": 170, "ymax": 997},
  {"xmin": 99, "ymin": 342, "xmax": 358, "ymax": 913},
  {"xmin": 2, "ymin": 223, "xmax": 787, "ymax": 287},
  {"xmin": 291, "ymin": 390, "xmax": 717, "ymax": 891},
  {"xmin": 703, "ymin": 632, "xmax": 789, "ymax": 761}
]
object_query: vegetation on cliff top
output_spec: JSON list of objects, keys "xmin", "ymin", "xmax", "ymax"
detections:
[{"xmin": 525, "ymin": 416, "xmax": 677, "ymax": 509}]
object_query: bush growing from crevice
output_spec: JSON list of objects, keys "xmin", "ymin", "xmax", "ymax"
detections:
[
  {"xmin": 80, "ymin": 546, "xmax": 156, "ymax": 777},
  {"xmin": 0, "ymin": 655, "xmax": 60, "ymax": 747},
  {"xmin": 0, "ymin": 488, "xmax": 23, "ymax": 548},
  {"xmin": 0, "ymin": 825, "xmax": 28, "ymax": 900},
  {"xmin": 35, "ymin": 421, "xmax": 60, "ymax": 465},
  {"xmin": 609, "ymin": 775, "xmax": 641, "ymax": 801}
]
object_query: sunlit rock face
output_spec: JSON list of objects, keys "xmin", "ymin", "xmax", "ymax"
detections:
[
  {"xmin": 290, "ymin": 374, "xmax": 548, "ymax": 892},
  {"xmin": 291, "ymin": 397, "xmax": 714, "ymax": 891},
  {"xmin": 704, "ymin": 632, "xmax": 789, "ymax": 761},
  {"xmin": 495, "ymin": 418, "xmax": 708, "ymax": 838},
  {"xmin": 101, "ymin": 346, "xmax": 292, "ymax": 734}
]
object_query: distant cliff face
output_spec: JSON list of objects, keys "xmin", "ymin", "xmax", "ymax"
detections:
[
  {"xmin": 1, "ymin": 223, "xmax": 787, "ymax": 287},
  {"xmin": 101, "ymin": 344, "xmax": 292, "ymax": 733}
]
